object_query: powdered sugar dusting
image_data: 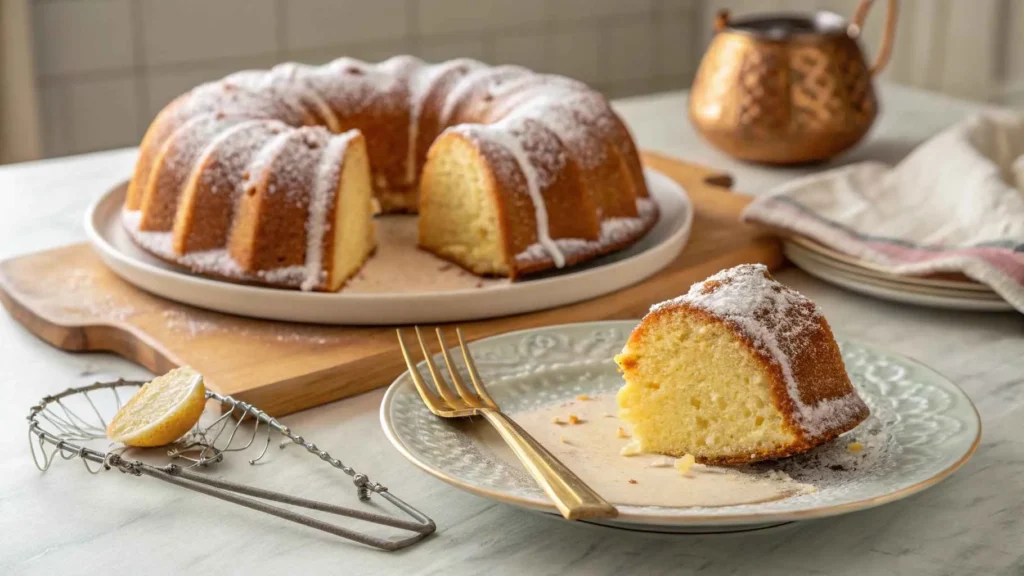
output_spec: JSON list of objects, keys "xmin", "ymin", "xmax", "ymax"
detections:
[
  {"xmin": 122, "ymin": 209, "xmax": 310, "ymax": 288},
  {"xmin": 440, "ymin": 65, "xmax": 529, "ymax": 125},
  {"xmin": 176, "ymin": 78, "xmax": 306, "ymax": 128},
  {"xmin": 406, "ymin": 58, "xmax": 482, "ymax": 181},
  {"xmin": 302, "ymin": 130, "xmax": 356, "ymax": 290},
  {"xmin": 651, "ymin": 264, "xmax": 869, "ymax": 438},
  {"xmin": 135, "ymin": 56, "xmax": 652, "ymax": 287},
  {"xmin": 499, "ymin": 77, "xmax": 616, "ymax": 169},
  {"xmin": 453, "ymin": 119, "xmax": 566, "ymax": 267},
  {"xmin": 160, "ymin": 115, "xmax": 238, "ymax": 176},
  {"xmin": 244, "ymin": 130, "xmax": 293, "ymax": 194},
  {"xmin": 62, "ymin": 268, "xmax": 139, "ymax": 321},
  {"xmin": 160, "ymin": 309, "xmax": 341, "ymax": 345},
  {"xmin": 514, "ymin": 197, "xmax": 658, "ymax": 266}
]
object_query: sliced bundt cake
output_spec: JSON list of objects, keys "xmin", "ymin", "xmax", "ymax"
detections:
[{"xmin": 125, "ymin": 56, "xmax": 657, "ymax": 289}]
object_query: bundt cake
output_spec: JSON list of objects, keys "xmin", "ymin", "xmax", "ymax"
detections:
[
  {"xmin": 615, "ymin": 264, "xmax": 869, "ymax": 464},
  {"xmin": 123, "ymin": 56, "xmax": 656, "ymax": 290}
]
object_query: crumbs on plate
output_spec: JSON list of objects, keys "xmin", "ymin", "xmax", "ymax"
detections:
[
  {"xmin": 620, "ymin": 440, "xmax": 642, "ymax": 457},
  {"xmin": 675, "ymin": 454, "xmax": 696, "ymax": 476}
]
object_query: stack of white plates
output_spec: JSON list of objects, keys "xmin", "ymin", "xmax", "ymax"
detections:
[{"xmin": 783, "ymin": 237, "xmax": 1012, "ymax": 311}]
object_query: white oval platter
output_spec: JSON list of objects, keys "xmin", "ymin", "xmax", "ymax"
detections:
[{"xmin": 85, "ymin": 168, "xmax": 692, "ymax": 325}]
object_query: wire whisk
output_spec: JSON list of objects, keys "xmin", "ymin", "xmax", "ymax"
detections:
[{"xmin": 27, "ymin": 379, "xmax": 435, "ymax": 550}]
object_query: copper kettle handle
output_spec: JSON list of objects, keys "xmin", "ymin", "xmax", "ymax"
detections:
[
  {"xmin": 714, "ymin": 9, "xmax": 730, "ymax": 32},
  {"xmin": 851, "ymin": 0, "xmax": 899, "ymax": 76}
]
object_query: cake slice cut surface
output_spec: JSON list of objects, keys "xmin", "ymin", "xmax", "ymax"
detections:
[{"xmin": 615, "ymin": 264, "xmax": 869, "ymax": 465}]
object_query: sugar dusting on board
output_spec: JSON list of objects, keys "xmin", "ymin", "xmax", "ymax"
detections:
[
  {"xmin": 61, "ymin": 269, "xmax": 139, "ymax": 321},
  {"xmin": 160, "ymin": 309, "xmax": 342, "ymax": 345}
]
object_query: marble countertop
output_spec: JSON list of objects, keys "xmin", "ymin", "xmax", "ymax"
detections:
[{"xmin": 1, "ymin": 85, "xmax": 1021, "ymax": 576}]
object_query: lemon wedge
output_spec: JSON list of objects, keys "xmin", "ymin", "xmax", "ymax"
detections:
[{"xmin": 107, "ymin": 366, "xmax": 207, "ymax": 447}]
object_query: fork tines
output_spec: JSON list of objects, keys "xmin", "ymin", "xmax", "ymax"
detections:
[{"xmin": 396, "ymin": 327, "xmax": 497, "ymax": 415}]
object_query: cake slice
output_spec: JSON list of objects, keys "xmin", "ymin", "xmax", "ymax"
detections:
[
  {"xmin": 615, "ymin": 264, "xmax": 869, "ymax": 464},
  {"xmin": 226, "ymin": 128, "xmax": 374, "ymax": 291}
]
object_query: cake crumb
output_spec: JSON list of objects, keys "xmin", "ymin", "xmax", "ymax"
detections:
[
  {"xmin": 551, "ymin": 416, "xmax": 565, "ymax": 425},
  {"xmin": 616, "ymin": 426, "xmax": 630, "ymax": 438},
  {"xmin": 620, "ymin": 441, "xmax": 642, "ymax": 457},
  {"xmin": 628, "ymin": 479, "xmax": 637, "ymax": 484},
  {"xmin": 602, "ymin": 412, "xmax": 615, "ymax": 418},
  {"xmin": 568, "ymin": 414, "xmax": 581, "ymax": 425},
  {"xmin": 847, "ymin": 441, "xmax": 863, "ymax": 453},
  {"xmin": 559, "ymin": 436, "xmax": 571, "ymax": 445},
  {"xmin": 576, "ymin": 394, "xmax": 591, "ymax": 401},
  {"xmin": 675, "ymin": 454, "xmax": 697, "ymax": 476}
]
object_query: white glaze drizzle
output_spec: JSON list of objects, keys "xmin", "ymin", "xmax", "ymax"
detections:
[
  {"xmin": 453, "ymin": 123, "xmax": 565, "ymax": 268},
  {"xmin": 513, "ymin": 197, "xmax": 657, "ymax": 266},
  {"xmin": 649, "ymin": 264, "xmax": 869, "ymax": 438},
  {"xmin": 301, "ymin": 130, "xmax": 356, "ymax": 291},
  {"xmin": 283, "ymin": 63, "xmax": 339, "ymax": 130},
  {"xmin": 438, "ymin": 64, "xmax": 495, "ymax": 125},
  {"xmin": 406, "ymin": 59, "xmax": 480, "ymax": 183},
  {"xmin": 243, "ymin": 129, "xmax": 293, "ymax": 193},
  {"xmin": 188, "ymin": 119, "xmax": 266, "ymax": 183}
]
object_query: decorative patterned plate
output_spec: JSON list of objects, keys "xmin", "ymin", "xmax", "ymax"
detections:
[
  {"xmin": 380, "ymin": 321, "xmax": 981, "ymax": 533},
  {"xmin": 84, "ymin": 169, "xmax": 692, "ymax": 325}
]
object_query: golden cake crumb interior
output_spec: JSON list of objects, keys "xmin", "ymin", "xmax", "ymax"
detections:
[
  {"xmin": 616, "ymin": 312, "xmax": 795, "ymax": 462},
  {"xmin": 418, "ymin": 135, "xmax": 508, "ymax": 276}
]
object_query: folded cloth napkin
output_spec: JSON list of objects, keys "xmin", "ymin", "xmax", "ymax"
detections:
[{"xmin": 742, "ymin": 111, "xmax": 1024, "ymax": 313}]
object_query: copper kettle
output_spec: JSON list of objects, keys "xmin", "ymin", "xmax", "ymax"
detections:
[{"xmin": 689, "ymin": 0, "xmax": 898, "ymax": 164}]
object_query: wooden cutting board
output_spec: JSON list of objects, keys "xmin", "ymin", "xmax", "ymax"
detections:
[{"xmin": 0, "ymin": 152, "xmax": 782, "ymax": 416}]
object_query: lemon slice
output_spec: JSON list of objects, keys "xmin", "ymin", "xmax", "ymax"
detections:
[{"xmin": 107, "ymin": 366, "xmax": 207, "ymax": 447}]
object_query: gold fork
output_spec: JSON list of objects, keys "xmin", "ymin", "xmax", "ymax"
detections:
[{"xmin": 397, "ymin": 326, "xmax": 618, "ymax": 521}]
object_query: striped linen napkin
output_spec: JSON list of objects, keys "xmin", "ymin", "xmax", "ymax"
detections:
[{"xmin": 742, "ymin": 111, "xmax": 1024, "ymax": 314}]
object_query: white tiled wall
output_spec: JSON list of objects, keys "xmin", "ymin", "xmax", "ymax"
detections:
[{"xmin": 32, "ymin": 0, "xmax": 700, "ymax": 157}]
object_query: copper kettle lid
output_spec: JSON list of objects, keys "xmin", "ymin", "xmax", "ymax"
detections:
[{"xmin": 715, "ymin": 10, "xmax": 852, "ymax": 40}]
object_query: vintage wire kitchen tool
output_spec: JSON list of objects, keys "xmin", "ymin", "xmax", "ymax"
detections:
[
  {"xmin": 397, "ymin": 326, "xmax": 618, "ymax": 521},
  {"xmin": 27, "ymin": 379, "xmax": 435, "ymax": 550}
]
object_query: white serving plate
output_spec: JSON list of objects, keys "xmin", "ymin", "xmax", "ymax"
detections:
[
  {"xmin": 381, "ymin": 321, "xmax": 981, "ymax": 533},
  {"xmin": 787, "ymin": 237, "xmax": 994, "ymax": 293},
  {"xmin": 784, "ymin": 244, "xmax": 1014, "ymax": 312},
  {"xmin": 85, "ymin": 168, "xmax": 692, "ymax": 325}
]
